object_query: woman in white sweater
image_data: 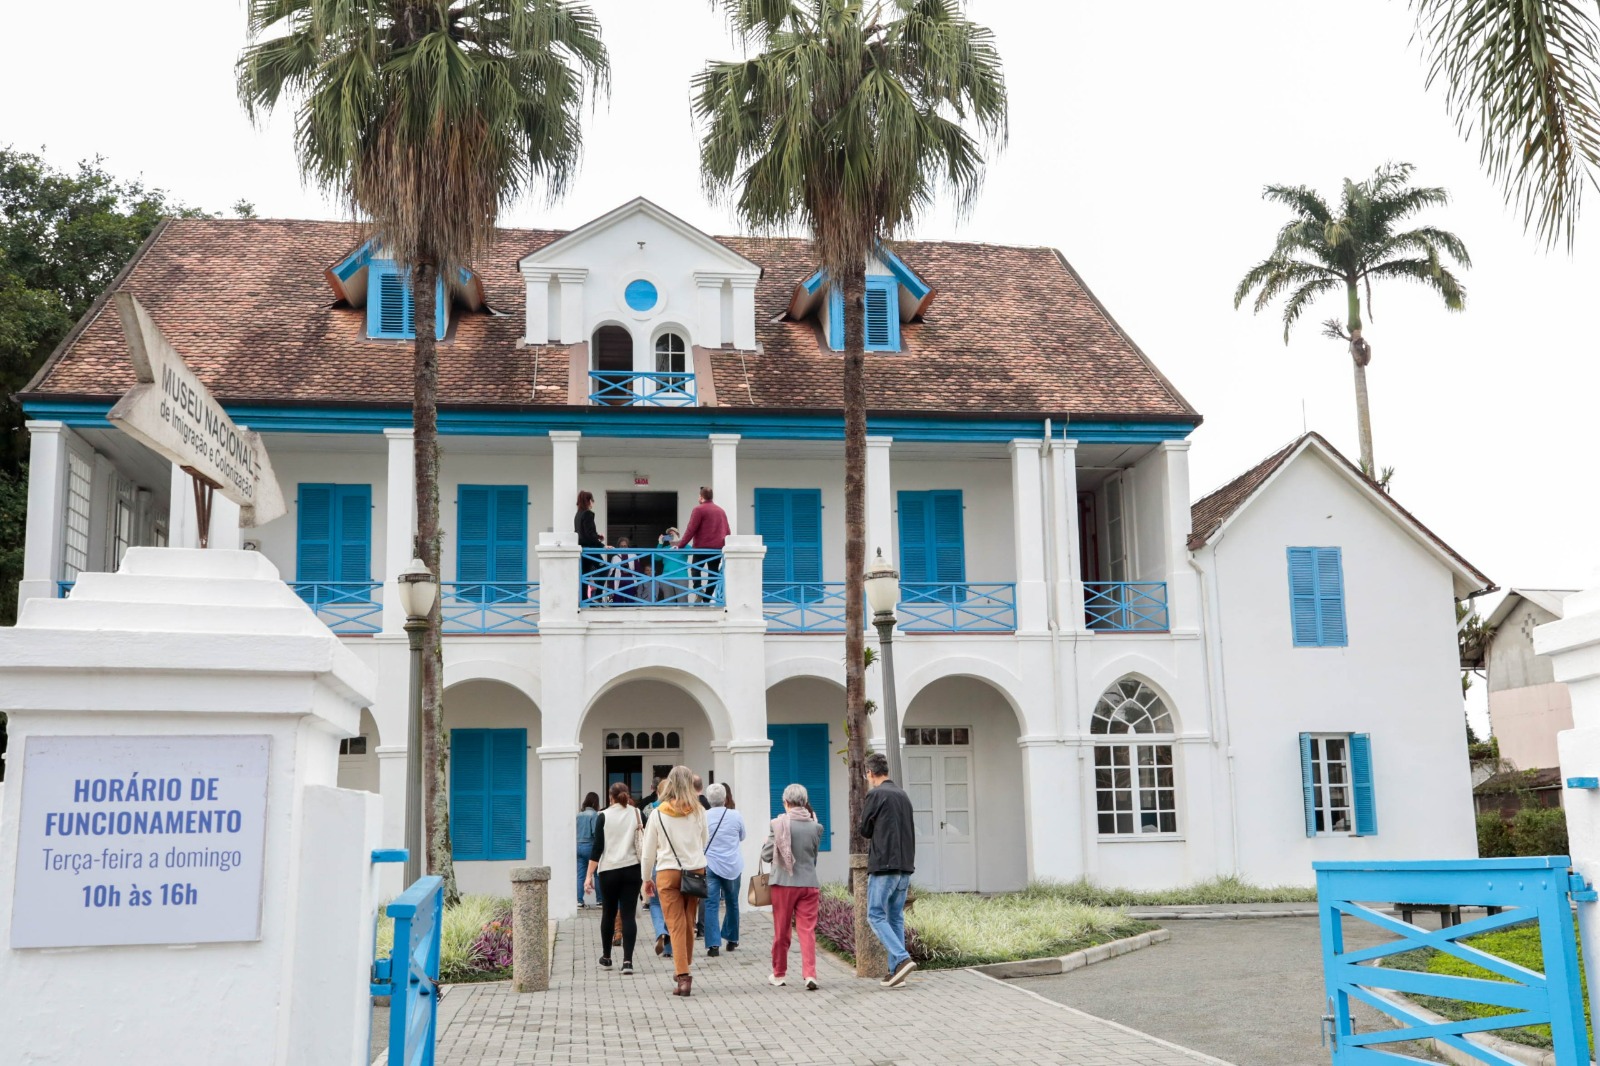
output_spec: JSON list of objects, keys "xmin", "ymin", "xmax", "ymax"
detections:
[
  {"xmin": 584, "ymin": 782, "xmax": 644, "ymax": 974},
  {"xmin": 641, "ymin": 765, "xmax": 709, "ymax": 996}
]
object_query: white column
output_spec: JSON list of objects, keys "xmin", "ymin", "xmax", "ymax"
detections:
[
  {"xmin": 710, "ymin": 434, "xmax": 740, "ymax": 534},
  {"xmin": 1020, "ymin": 739, "xmax": 1084, "ymax": 882},
  {"xmin": 538, "ymin": 746, "xmax": 582, "ymax": 919},
  {"xmin": 720, "ymin": 534, "xmax": 766, "ymax": 623},
  {"xmin": 382, "ymin": 428, "xmax": 416, "ymax": 633},
  {"xmin": 1159, "ymin": 440, "xmax": 1199, "ymax": 631},
  {"xmin": 18, "ymin": 421, "xmax": 68, "ymax": 606},
  {"xmin": 728, "ymin": 738, "xmax": 775, "ymax": 878},
  {"xmin": 209, "ymin": 496, "xmax": 243, "ymax": 551},
  {"xmin": 375, "ymin": 746, "xmax": 409, "ymax": 898},
  {"xmin": 88, "ymin": 453, "xmax": 114, "ymax": 568},
  {"xmin": 694, "ymin": 274, "xmax": 726, "ymax": 347},
  {"xmin": 521, "ymin": 268, "xmax": 552, "ymax": 344},
  {"xmin": 866, "ymin": 436, "xmax": 893, "ymax": 564},
  {"xmin": 550, "ymin": 431, "xmax": 581, "ymax": 537},
  {"xmin": 535, "ymin": 533, "xmax": 582, "ymax": 626},
  {"xmin": 730, "ymin": 277, "xmax": 758, "ymax": 350},
  {"xmin": 168, "ymin": 462, "xmax": 201, "ymax": 549},
  {"xmin": 1008, "ymin": 439, "xmax": 1047, "ymax": 634},
  {"xmin": 555, "ymin": 268, "xmax": 588, "ymax": 345},
  {"xmin": 1051, "ymin": 439, "xmax": 1087, "ymax": 632}
]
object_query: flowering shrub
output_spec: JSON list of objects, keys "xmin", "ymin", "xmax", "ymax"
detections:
[{"xmin": 470, "ymin": 915, "xmax": 514, "ymax": 974}]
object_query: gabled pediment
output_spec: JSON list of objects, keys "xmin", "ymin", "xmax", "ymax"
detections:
[{"xmin": 518, "ymin": 197, "xmax": 760, "ymax": 277}]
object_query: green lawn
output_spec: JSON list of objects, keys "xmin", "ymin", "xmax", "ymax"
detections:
[
  {"xmin": 1384, "ymin": 923, "xmax": 1591, "ymax": 1053},
  {"xmin": 1022, "ymin": 876, "xmax": 1317, "ymax": 908}
]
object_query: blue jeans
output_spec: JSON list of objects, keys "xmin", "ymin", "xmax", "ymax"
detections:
[
  {"xmin": 648, "ymin": 867, "xmax": 671, "ymax": 955},
  {"xmin": 577, "ymin": 847, "xmax": 601, "ymax": 905},
  {"xmin": 704, "ymin": 872, "xmax": 741, "ymax": 948},
  {"xmin": 867, "ymin": 872, "xmax": 912, "ymax": 971}
]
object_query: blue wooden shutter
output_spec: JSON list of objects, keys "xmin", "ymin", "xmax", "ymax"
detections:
[
  {"xmin": 767, "ymin": 725, "xmax": 793, "ymax": 819},
  {"xmin": 368, "ymin": 262, "xmax": 414, "ymax": 339},
  {"xmin": 1287, "ymin": 548, "xmax": 1320, "ymax": 646},
  {"xmin": 827, "ymin": 287, "xmax": 844, "ymax": 351},
  {"xmin": 794, "ymin": 723, "xmax": 832, "ymax": 851},
  {"xmin": 1349, "ymin": 733, "xmax": 1377, "ymax": 836},
  {"xmin": 334, "ymin": 485, "xmax": 371, "ymax": 582},
  {"xmin": 898, "ymin": 492, "xmax": 931, "ymax": 584},
  {"xmin": 789, "ymin": 490, "xmax": 823, "ymax": 584},
  {"xmin": 1299, "ymin": 733, "xmax": 1317, "ymax": 837},
  {"xmin": 864, "ymin": 276, "xmax": 900, "ymax": 351},
  {"xmin": 754, "ymin": 489, "xmax": 790, "ymax": 585},
  {"xmin": 930, "ymin": 491, "xmax": 966, "ymax": 583},
  {"xmin": 450, "ymin": 729, "xmax": 490, "ymax": 860},
  {"xmin": 456, "ymin": 487, "xmax": 491, "ymax": 585},
  {"xmin": 491, "ymin": 486, "xmax": 528, "ymax": 587},
  {"xmin": 1315, "ymin": 548, "xmax": 1347, "ymax": 646},
  {"xmin": 488, "ymin": 729, "xmax": 527, "ymax": 859},
  {"xmin": 296, "ymin": 484, "xmax": 334, "ymax": 582}
]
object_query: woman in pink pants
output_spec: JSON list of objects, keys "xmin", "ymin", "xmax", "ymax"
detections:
[{"xmin": 762, "ymin": 782, "xmax": 824, "ymax": 990}]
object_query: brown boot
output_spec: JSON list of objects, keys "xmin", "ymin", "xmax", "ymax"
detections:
[
  {"xmin": 681, "ymin": 974, "xmax": 693, "ymax": 997},
  {"xmin": 672, "ymin": 973, "xmax": 691, "ymax": 996}
]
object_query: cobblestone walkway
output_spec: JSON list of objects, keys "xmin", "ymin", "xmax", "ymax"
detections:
[{"xmin": 435, "ymin": 906, "xmax": 1232, "ymax": 1065}]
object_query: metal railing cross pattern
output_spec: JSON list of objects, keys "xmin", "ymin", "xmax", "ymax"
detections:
[
  {"xmin": 1083, "ymin": 581, "xmax": 1169, "ymax": 632},
  {"xmin": 372, "ymin": 873, "xmax": 444, "ymax": 1066},
  {"xmin": 587, "ymin": 370, "xmax": 696, "ymax": 408},
  {"xmin": 291, "ymin": 581, "xmax": 383, "ymax": 634},
  {"xmin": 581, "ymin": 548, "xmax": 724, "ymax": 607},
  {"xmin": 1315, "ymin": 858, "xmax": 1588, "ymax": 1065},
  {"xmin": 440, "ymin": 582, "xmax": 540, "ymax": 634}
]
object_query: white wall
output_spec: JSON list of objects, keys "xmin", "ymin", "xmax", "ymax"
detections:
[
  {"xmin": 891, "ymin": 458, "xmax": 1016, "ymax": 583},
  {"xmin": 1209, "ymin": 451, "xmax": 1475, "ymax": 886},
  {"xmin": 443, "ymin": 678, "xmax": 543, "ymax": 898}
]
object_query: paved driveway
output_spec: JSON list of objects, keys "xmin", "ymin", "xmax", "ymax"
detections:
[
  {"xmin": 1015, "ymin": 916, "xmax": 1443, "ymax": 1066},
  {"xmin": 433, "ymin": 906, "xmax": 1233, "ymax": 1065}
]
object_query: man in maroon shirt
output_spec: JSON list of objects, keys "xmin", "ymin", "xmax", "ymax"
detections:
[{"xmin": 674, "ymin": 486, "xmax": 729, "ymax": 602}]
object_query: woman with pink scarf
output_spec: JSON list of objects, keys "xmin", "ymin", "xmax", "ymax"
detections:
[{"xmin": 761, "ymin": 782, "xmax": 825, "ymax": 990}]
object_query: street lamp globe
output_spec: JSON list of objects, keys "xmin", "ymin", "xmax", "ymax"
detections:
[
  {"xmin": 396, "ymin": 557, "xmax": 438, "ymax": 621},
  {"xmin": 864, "ymin": 548, "xmax": 899, "ymax": 618}
]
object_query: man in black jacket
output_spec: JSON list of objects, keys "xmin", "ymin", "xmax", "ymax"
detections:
[{"xmin": 857, "ymin": 751, "xmax": 917, "ymax": 987}]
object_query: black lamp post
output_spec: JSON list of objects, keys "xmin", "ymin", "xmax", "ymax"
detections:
[
  {"xmin": 396, "ymin": 557, "xmax": 438, "ymax": 888},
  {"xmin": 864, "ymin": 548, "xmax": 903, "ymax": 784}
]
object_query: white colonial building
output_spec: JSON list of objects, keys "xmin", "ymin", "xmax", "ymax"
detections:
[{"xmin": 11, "ymin": 198, "xmax": 1493, "ymax": 910}]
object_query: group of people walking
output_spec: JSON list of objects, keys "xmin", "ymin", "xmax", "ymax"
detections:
[
  {"xmin": 574, "ymin": 752, "xmax": 917, "ymax": 996},
  {"xmin": 575, "ymin": 486, "xmax": 730, "ymax": 604}
]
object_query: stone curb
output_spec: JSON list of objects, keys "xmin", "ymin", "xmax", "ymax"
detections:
[
  {"xmin": 975, "ymin": 928, "xmax": 1171, "ymax": 979},
  {"xmin": 1366, "ymin": 984, "xmax": 1595, "ymax": 1066},
  {"xmin": 1126, "ymin": 907, "xmax": 1319, "ymax": 920}
]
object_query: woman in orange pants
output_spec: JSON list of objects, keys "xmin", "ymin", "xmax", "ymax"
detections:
[{"xmin": 641, "ymin": 765, "xmax": 709, "ymax": 996}]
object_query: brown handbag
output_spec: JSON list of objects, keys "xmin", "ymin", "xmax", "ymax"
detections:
[{"xmin": 747, "ymin": 859, "xmax": 772, "ymax": 907}]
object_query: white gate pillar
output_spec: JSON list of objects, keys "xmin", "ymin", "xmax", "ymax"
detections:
[
  {"xmin": 18, "ymin": 420, "xmax": 68, "ymax": 607},
  {"xmin": 537, "ymin": 746, "xmax": 582, "ymax": 920}
]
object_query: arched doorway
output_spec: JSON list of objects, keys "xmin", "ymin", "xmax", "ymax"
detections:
[
  {"xmin": 902, "ymin": 676, "xmax": 1025, "ymax": 893},
  {"xmin": 336, "ymin": 707, "xmax": 381, "ymax": 793},
  {"xmin": 766, "ymin": 676, "xmax": 847, "ymax": 882},
  {"xmin": 443, "ymin": 678, "xmax": 543, "ymax": 896},
  {"xmin": 579, "ymin": 679, "xmax": 719, "ymax": 810},
  {"xmin": 591, "ymin": 324, "xmax": 633, "ymax": 405}
]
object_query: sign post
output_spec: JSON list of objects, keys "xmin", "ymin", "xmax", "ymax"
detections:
[{"xmin": 107, "ymin": 292, "xmax": 284, "ymax": 543}]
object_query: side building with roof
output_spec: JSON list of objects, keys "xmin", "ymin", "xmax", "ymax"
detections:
[{"xmin": 11, "ymin": 198, "xmax": 1492, "ymax": 906}]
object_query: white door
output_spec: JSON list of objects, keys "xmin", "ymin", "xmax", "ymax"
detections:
[{"xmin": 904, "ymin": 749, "xmax": 976, "ymax": 892}]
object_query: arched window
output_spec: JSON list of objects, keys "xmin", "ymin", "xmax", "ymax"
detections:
[
  {"xmin": 634, "ymin": 732, "xmax": 650, "ymax": 751},
  {"xmin": 666, "ymin": 731, "xmax": 680, "ymax": 749},
  {"xmin": 606, "ymin": 732, "xmax": 621, "ymax": 751},
  {"xmin": 654, "ymin": 331, "xmax": 687, "ymax": 374},
  {"xmin": 1091, "ymin": 678, "xmax": 1177, "ymax": 835},
  {"xmin": 621, "ymin": 732, "xmax": 634, "ymax": 750},
  {"xmin": 651, "ymin": 731, "xmax": 666, "ymax": 750}
]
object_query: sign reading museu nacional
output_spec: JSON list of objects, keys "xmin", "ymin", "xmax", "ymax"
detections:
[
  {"xmin": 9, "ymin": 735, "xmax": 271, "ymax": 948},
  {"xmin": 107, "ymin": 291, "xmax": 285, "ymax": 527}
]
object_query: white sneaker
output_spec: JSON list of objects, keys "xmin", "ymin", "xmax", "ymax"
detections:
[
  {"xmin": 804, "ymin": 977, "xmax": 819, "ymax": 991},
  {"xmin": 768, "ymin": 974, "xmax": 787, "ymax": 986}
]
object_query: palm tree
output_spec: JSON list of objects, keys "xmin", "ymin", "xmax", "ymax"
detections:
[
  {"xmin": 694, "ymin": 0, "xmax": 1006, "ymax": 848},
  {"xmin": 1410, "ymin": 0, "xmax": 1600, "ymax": 248},
  {"xmin": 238, "ymin": 0, "xmax": 607, "ymax": 901},
  {"xmin": 1234, "ymin": 163, "xmax": 1470, "ymax": 476}
]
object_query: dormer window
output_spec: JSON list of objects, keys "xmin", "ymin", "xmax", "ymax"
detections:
[
  {"xmin": 367, "ymin": 261, "xmax": 446, "ymax": 341},
  {"xmin": 794, "ymin": 247, "xmax": 932, "ymax": 356},
  {"xmin": 827, "ymin": 276, "xmax": 901, "ymax": 352}
]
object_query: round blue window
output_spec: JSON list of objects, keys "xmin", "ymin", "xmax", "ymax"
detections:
[{"xmin": 624, "ymin": 279, "xmax": 658, "ymax": 312}]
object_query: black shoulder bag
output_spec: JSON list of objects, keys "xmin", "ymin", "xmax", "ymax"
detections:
[{"xmin": 665, "ymin": 809, "xmax": 719, "ymax": 899}]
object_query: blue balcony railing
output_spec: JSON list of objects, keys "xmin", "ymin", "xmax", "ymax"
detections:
[
  {"xmin": 899, "ymin": 583, "xmax": 1017, "ymax": 633},
  {"xmin": 440, "ymin": 582, "xmax": 539, "ymax": 634},
  {"xmin": 291, "ymin": 581, "xmax": 382, "ymax": 634},
  {"xmin": 588, "ymin": 370, "xmax": 697, "ymax": 408},
  {"xmin": 1084, "ymin": 581, "xmax": 1169, "ymax": 632},
  {"xmin": 56, "ymin": 580, "xmax": 75, "ymax": 598},
  {"xmin": 581, "ymin": 549, "xmax": 723, "ymax": 607},
  {"xmin": 764, "ymin": 583, "xmax": 848, "ymax": 632},
  {"xmin": 762, "ymin": 582, "xmax": 1017, "ymax": 633}
]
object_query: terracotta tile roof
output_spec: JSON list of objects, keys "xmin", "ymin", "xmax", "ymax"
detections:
[
  {"xmin": 1188, "ymin": 431, "xmax": 1494, "ymax": 594},
  {"xmin": 22, "ymin": 217, "xmax": 1199, "ymax": 422}
]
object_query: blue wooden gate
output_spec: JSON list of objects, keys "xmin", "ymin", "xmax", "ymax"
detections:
[
  {"xmin": 1316, "ymin": 858, "xmax": 1592, "ymax": 1065},
  {"xmin": 371, "ymin": 870, "xmax": 444, "ymax": 1066}
]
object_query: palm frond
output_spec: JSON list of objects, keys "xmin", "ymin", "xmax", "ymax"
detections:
[{"xmin": 1412, "ymin": 0, "xmax": 1600, "ymax": 248}]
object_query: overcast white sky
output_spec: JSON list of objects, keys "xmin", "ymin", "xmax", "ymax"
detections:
[{"xmin": 5, "ymin": 0, "xmax": 1594, "ymax": 728}]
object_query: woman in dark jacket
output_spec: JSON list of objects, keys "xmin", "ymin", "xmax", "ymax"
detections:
[{"xmin": 575, "ymin": 490, "xmax": 604, "ymax": 600}]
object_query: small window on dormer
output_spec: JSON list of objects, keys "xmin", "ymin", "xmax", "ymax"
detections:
[
  {"xmin": 367, "ymin": 261, "xmax": 447, "ymax": 341},
  {"xmin": 655, "ymin": 332, "xmax": 687, "ymax": 373},
  {"xmin": 826, "ymin": 275, "xmax": 901, "ymax": 353}
]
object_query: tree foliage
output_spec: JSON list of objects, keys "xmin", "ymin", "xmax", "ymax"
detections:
[
  {"xmin": 1411, "ymin": 0, "xmax": 1600, "ymax": 248},
  {"xmin": 695, "ymin": 0, "xmax": 1006, "ymax": 849}
]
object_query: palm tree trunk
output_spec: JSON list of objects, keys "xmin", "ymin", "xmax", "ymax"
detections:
[
  {"xmin": 1351, "ymin": 348, "xmax": 1375, "ymax": 475},
  {"xmin": 841, "ymin": 263, "xmax": 869, "ymax": 855},
  {"xmin": 411, "ymin": 262, "xmax": 459, "ymax": 905}
]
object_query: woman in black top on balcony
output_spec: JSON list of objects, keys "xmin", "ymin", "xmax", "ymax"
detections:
[{"xmin": 576, "ymin": 490, "xmax": 605, "ymax": 601}]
